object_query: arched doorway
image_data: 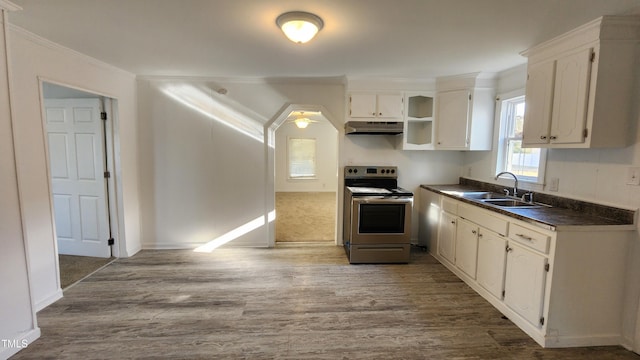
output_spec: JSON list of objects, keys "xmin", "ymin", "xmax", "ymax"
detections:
[{"xmin": 264, "ymin": 104, "xmax": 342, "ymax": 247}]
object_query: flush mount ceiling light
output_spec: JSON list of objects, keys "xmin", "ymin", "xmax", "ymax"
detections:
[
  {"xmin": 294, "ymin": 118, "xmax": 311, "ymax": 128},
  {"xmin": 276, "ymin": 11, "xmax": 324, "ymax": 44}
]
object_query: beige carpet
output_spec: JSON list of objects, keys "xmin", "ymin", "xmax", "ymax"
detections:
[
  {"xmin": 275, "ymin": 192, "xmax": 336, "ymax": 242},
  {"xmin": 58, "ymin": 255, "xmax": 114, "ymax": 289}
]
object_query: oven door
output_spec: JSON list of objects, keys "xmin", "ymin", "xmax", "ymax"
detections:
[{"xmin": 350, "ymin": 196, "xmax": 412, "ymax": 245}]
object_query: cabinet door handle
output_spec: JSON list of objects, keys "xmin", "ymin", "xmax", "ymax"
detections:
[
  {"xmin": 540, "ymin": 135, "xmax": 547, "ymax": 140},
  {"xmin": 451, "ymin": 220, "xmax": 456, "ymax": 224},
  {"xmin": 506, "ymin": 246, "xmax": 513, "ymax": 252},
  {"xmin": 516, "ymin": 233, "xmax": 533, "ymax": 241},
  {"xmin": 378, "ymin": 112, "xmax": 383, "ymax": 116},
  {"xmin": 372, "ymin": 112, "xmax": 376, "ymax": 116},
  {"xmin": 471, "ymin": 230, "xmax": 477, "ymax": 234},
  {"xmin": 478, "ymin": 233, "xmax": 483, "ymax": 238},
  {"xmin": 550, "ymin": 135, "xmax": 557, "ymax": 140}
]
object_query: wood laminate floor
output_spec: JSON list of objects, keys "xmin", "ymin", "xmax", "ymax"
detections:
[{"xmin": 13, "ymin": 246, "xmax": 640, "ymax": 359}]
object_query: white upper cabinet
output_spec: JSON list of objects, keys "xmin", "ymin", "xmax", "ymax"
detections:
[
  {"xmin": 434, "ymin": 73, "xmax": 496, "ymax": 151},
  {"xmin": 435, "ymin": 89, "xmax": 470, "ymax": 149},
  {"xmin": 399, "ymin": 92, "xmax": 435, "ymax": 150},
  {"xmin": 349, "ymin": 92, "xmax": 403, "ymax": 119},
  {"xmin": 522, "ymin": 61, "xmax": 555, "ymax": 145},
  {"xmin": 521, "ymin": 16, "xmax": 640, "ymax": 148},
  {"xmin": 550, "ymin": 48, "xmax": 593, "ymax": 144}
]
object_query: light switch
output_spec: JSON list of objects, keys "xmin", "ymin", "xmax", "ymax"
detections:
[{"xmin": 627, "ymin": 167, "xmax": 640, "ymax": 186}]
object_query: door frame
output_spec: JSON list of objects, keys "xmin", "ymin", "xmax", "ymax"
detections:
[
  {"xmin": 264, "ymin": 104, "xmax": 344, "ymax": 247},
  {"xmin": 37, "ymin": 78, "xmax": 124, "ymax": 291}
]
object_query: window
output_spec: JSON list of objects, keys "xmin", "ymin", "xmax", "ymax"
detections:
[
  {"xmin": 288, "ymin": 138, "xmax": 317, "ymax": 179},
  {"xmin": 496, "ymin": 94, "xmax": 546, "ymax": 183}
]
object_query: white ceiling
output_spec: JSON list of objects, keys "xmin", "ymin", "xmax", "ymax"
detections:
[{"xmin": 7, "ymin": 0, "xmax": 640, "ymax": 79}]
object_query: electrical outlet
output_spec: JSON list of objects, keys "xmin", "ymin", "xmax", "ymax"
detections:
[
  {"xmin": 627, "ymin": 167, "xmax": 640, "ymax": 186},
  {"xmin": 548, "ymin": 177, "xmax": 559, "ymax": 192}
]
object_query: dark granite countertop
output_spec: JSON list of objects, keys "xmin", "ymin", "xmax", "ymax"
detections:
[{"xmin": 421, "ymin": 179, "xmax": 636, "ymax": 231}]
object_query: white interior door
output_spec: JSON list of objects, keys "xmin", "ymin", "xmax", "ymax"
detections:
[{"xmin": 45, "ymin": 98, "xmax": 111, "ymax": 258}]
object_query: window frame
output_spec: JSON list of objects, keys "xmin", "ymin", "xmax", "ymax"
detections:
[
  {"xmin": 287, "ymin": 137, "xmax": 318, "ymax": 180},
  {"xmin": 495, "ymin": 90, "xmax": 547, "ymax": 185}
]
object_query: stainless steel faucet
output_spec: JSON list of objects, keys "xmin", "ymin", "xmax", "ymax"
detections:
[{"xmin": 495, "ymin": 171, "xmax": 518, "ymax": 197}]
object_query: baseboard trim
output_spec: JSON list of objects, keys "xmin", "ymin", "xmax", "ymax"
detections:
[
  {"xmin": 543, "ymin": 334, "xmax": 622, "ymax": 348},
  {"xmin": 35, "ymin": 288, "xmax": 63, "ymax": 311},
  {"xmin": 0, "ymin": 327, "xmax": 41, "ymax": 359}
]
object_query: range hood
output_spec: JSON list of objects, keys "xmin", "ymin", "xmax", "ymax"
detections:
[{"xmin": 344, "ymin": 121, "xmax": 403, "ymax": 135}]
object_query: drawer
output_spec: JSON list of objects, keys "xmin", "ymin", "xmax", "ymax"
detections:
[
  {"xmin": 458, "ymin": 204, "xmax": 508, "ymax": 236},
  {"xmin": 441, "ymin": 197, "xmax": 459, "ymax": 215},
  {"xmin": 508, "ymin": 223, "xmax": 550, "ymax": 254}
]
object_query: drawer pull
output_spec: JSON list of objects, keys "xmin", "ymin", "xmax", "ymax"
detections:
[{"xmin": 516, "ymin": 233, "xmax": 533, "ymax": 241}]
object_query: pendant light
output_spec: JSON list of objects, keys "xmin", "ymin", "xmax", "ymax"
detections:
[{"xmin": 276, "ymin": 11, "xmax": 324, "ymax": 44}]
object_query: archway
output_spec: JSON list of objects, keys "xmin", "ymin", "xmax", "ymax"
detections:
[{"xmin": 264, "ymin": 104, "xmax": 343, "ymax": 247}]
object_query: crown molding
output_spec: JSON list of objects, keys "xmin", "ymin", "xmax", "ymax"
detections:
[
  {"xmin": 8, "ymin": 23, "xmax": 135, "ymax": 79},
  {"xmin": 137, "ymin": 74, "xmax": 346, "ymax": 85}
]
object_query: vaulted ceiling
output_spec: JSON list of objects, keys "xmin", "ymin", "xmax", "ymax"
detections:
[{"xmin": 8, "ymin": 0, "xmax": 640, "ymax": 79}]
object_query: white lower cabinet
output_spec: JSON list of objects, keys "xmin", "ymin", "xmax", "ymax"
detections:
[
  {"xmin": 504, "ymin": 241, "xmax": 547, "ymax": 328},
  {"xmin": 423, "ymin": 189, "xmax": 632, "ymax": 348},
  {"xmin": 437, "ymin": 211, "xmax": 457, "ymax": 264},
  {"xmin": 476, "ymin": 229, "xmax": 507, "ymax": 300},
  {"xmin": 454, "ymin": 218, "xmax": 479, "ymax": 279}
]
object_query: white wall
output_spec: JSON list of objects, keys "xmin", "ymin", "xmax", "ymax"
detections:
[
  {"xmin": 0, "ymin": 8, "xmax": 40, "ymax": 359},
  {"xmin": 137, "ymin": 77, "xmax": 465, "ymax": 248},
  {"xmin": 275, "ymin": 118, "xmax": 338, "ymax": 192},
  {"xmin": 7, "ymin": 24, "xmax": 141, "ymax": 310},
  {"xmin": 137, "ymin": 78, "xmax": 346, "ymax": 249},
  {"xmin": 462, "ymin": 64, "xmax": 640, "ymax": 352}
]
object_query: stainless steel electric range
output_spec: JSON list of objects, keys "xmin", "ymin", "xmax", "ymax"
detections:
[{"xmin": 342, "ymin": 165, "xmax": 414, "ymax": 264}]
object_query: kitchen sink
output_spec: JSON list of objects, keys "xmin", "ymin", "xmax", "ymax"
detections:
[
  {"xmin": 441, "ymin": 190, "xmax": 551, "ymax": 209},
  {"xmin": 459, "ymin": 192, "xmax": 510, "ymax": 200},
  {"xmin": 481, "ymin": 198, "xmax": 546, "ymax": 208}
]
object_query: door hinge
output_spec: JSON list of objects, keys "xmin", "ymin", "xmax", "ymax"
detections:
[
  {"xmin": 501, "ymin": 290, "xmax": 505, "ymax": 298},
  {"xmin": 107, "ymin": 238, "xmax": 114, "ymax": 246},
  {"xmin": 540, "ymin": 317, "xmax": 545, "ymax": 326},
  {"xmin": 544, "ymin": 263, "xmax": 550, "ymax": 272},
  {"xmin": 590, "ymin": 52, "xmax": 596, "ymax": 62},
  {"xmin": 101, "ymin": 111, "xmax": 107, "ymax": 120},
  {"xmin": 104, "ymin": 171, "xmax": 111, "ymax": 178},
  {"xmin": 583, "ymin": 128, "xmax": 588, "ymax": 138}
]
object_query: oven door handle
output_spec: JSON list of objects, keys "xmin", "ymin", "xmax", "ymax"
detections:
[{"xmin": 352, "ymin": 196, "xmax": 413, "ymax": 205}]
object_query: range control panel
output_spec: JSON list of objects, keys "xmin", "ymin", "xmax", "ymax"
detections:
[{"xmin": 344, "ymin": 166, "xmax": 397, "ymax": 179}]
